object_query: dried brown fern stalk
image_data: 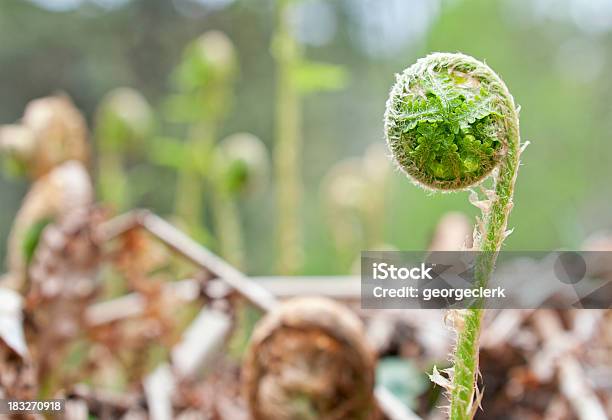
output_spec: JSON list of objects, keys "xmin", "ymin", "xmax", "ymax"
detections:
[
  {"xmin": 0, "ymin": 288, "xmax": 37, "ymax": 401},
  {"xmin": 0, "ymin": 95, "xmax": 89, "ymax": 179},
  {"xmin": 24, "ymin": 207, "xmax": 103, "ymax": 395},
  {"xmin": 5, "ymin": 161, "xmax": 93, "ymax": 292},
  {"xmin": 243, "ymin": 297, "xmax": 378, "ymax": 420}
]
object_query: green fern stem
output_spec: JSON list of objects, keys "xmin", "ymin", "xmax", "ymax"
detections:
[
  {"xmin": 211, "ymin": 186, "xmax": 245, "ymax": 269},
  {"xmin": 273, "ymin": 0, "xmax": 303, "ymax": 274},
  {"xmin": 175, "ymin": 124, "xmax": 215, "ymax": 242},
  {"xmin": 384, "ymin": 53, "xmax": 522, "ymax": 419},
  {"xmin": 98, "ymin": 150, "xmax": 127, "ymax": 210},
  {"xmin": 450, "ymin": 96, "xmax": 519, "ymax": 419}
]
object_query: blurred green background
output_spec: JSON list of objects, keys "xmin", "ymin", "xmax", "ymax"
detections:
[{"xmin": 1, "ymin": 0, "xmax": 611, "ymax": 275}]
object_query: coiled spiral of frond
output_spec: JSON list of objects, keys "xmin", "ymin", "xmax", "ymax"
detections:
[{"xmin": 384, "ymin": 52, "xmax": 519, "ymax": 190}]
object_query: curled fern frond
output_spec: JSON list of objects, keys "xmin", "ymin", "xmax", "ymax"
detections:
[
  {"xmin": 175, "ymin": 30, "xmax": 237, "ymax": 93},
  {"xmin": 384, "ymin": 53, "xmax": 523, "ymax": 420},
  {"xmin": 384, "ymin": 52, "xmax": 518, "ymax": 191},
  {"xmin": 95, "ymin": 87, "xmax": 154, "ymax": 154}
]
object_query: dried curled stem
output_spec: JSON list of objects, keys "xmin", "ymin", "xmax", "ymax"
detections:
[
  {"xmin": 384, "ymin": 52, "xmax": 523, "ymax": 419},
  {"xmin": 243, "ymin": 297, "xmax": 377, "ymax": 420}
]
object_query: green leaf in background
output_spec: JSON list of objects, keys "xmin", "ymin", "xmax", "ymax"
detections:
[
  {"xmin": 376, "ymin": 357, "xmax": 429, "ymax": 410},
  {"xmin": 294, "ymin": 61, "xmax": 349, "ymax": 94}
]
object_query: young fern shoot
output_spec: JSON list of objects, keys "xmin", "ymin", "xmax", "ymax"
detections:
[
  {"xmin": 384, "ymin": 53, "xmax": 523, "ymax": 419},
  {"xmin": 212, "ymin": 132, "xmax": 270, "ymax": 269},
  {"xmin": 272, "ymin": 0, "xmax": 303, "ymax": 275}
]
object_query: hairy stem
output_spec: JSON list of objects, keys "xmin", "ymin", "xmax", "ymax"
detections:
[
  {"xmin": 450, "ymin": 309, "xmax": 482, "ymax": 418},
  {"xmin": 273, "ymin": 0, "xmax": 303, "ymax": 274},
  {"xmin": 450, "ymin": 72, "xmax": 521, "ymax": 420}
]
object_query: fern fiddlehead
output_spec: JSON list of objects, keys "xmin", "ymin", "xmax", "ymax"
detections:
[
  {"xmin": 384, "ymin": 53, "xmax": 523, "ymax": 419},
  {"xmin": 212, "ymin": 132, "xmax": 269, "ymax": 268},
  {"xmin": 95, "ymin": 87, "xmax": 154, "ymax": 210}
]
